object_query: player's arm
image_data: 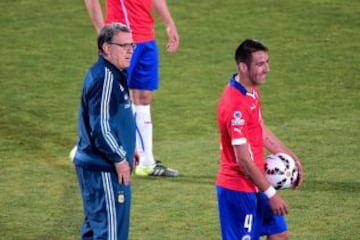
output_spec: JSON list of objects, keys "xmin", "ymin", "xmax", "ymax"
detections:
[
  {"xmin": 152, "ymin": 0, "xmax": 179, "ymax": 52},
  {"xmin": 84, "ymin": 0, "xmax": 105, "ymax": 33},
  {"xmin": 234, "ymin": 143, "xmax": 288, "ymax": 215},
  {"xmin": 262, "ymin": 125, "xmax": 304, "ymax": 188}
]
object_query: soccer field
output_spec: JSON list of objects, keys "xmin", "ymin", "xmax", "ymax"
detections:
[{"xmin": 1, "ymin": 0, "xmax": 359, "ymax": 239}]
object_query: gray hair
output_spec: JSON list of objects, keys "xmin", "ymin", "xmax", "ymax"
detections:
[{"xmin": 97, "ymin": 22, "xmax": 131, "ymax": 55}]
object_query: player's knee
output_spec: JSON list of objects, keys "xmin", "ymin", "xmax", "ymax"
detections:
[
  {"xmin": 268, "ymin": 231, "xmax": 288, "ymax": 240},
  {"xmin": 131, "ymin": 90, "xmax": 152, "ymax": 105}
]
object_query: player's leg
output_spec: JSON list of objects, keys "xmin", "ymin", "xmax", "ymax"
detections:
[
  {"xmin": 267, "ymin": 232, "xmax": 288, "ymax": 240},
  {"xmin": 75, "ymin": 167, "xmax": 131, "ymax": 239},
  {"xmin": 131, "ymin": 89, "xmax": 155, "ymax": 168},
  {"xmin": 75, "ymin": 166, "xmax": 94, "ymax": 240},
  {"xmin": 107, "ymin": 172, "xmax": 132, "ymax": 240},
  {"xmin": 128, "ymin": 40, "xmax": 178, "ymax": 177},
  {"xmin": 258, "ymin": 193, "xmax": 288, "ymax": 240},
  {"xmin": 128, "ymin": 42, "xmax": 157, "ymax": 171},
  {"xmin": 79, "ymin": 216, "xmax": 94, "ymax": 240},
  {"xmin": 216, "ymin": 186, "xmax": 259, "ymax": 240}
]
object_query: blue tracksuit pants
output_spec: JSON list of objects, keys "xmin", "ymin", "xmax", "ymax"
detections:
[{"xmin": 75, "ymin": 166, "xmax": 132, "ymax": 240}]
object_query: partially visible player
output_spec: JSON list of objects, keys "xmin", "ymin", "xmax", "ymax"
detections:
[
  {"xmin": 84, "ymin": 0, "xmax": 179, "ymax": 177},
  {"xmin": 216, "ymin": 39, "xmax": 304, "ymax": 240}
]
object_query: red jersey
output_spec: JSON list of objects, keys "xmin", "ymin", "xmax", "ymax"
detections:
[
  {"xmin": 216, "ymin": 76, "xmax": 265, "ymax": 192},
  {"xmin": 105, "ymin": 0, "xmax": 154, "ymax": 43}
]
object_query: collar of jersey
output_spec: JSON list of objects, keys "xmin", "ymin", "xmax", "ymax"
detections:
[
  {"xmin": 98, "ymin": 56, "xmax": 128, "ymax": 85},
  {"xmin": 99, "ymin": 55, "xmax": 123, "ymax": 75},
  {"xmin": 230, "ymin": 74, "xmax": 247, "ymax": 95}
]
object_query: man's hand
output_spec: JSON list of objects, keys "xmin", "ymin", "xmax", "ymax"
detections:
[
  {"xmin": 166, "ymin": 25, "xmax": 179, "ymax": 52},
  {"xmin": 115, "ymin": 160, "xmax": 131, "ymax": 185},
  {"xmin": 293, "ymin": 158, "xmax": 304, "ymax": 189},
  {"xmin": 269, "ymin": 194, "xmax": 288, "ymax": 215}
]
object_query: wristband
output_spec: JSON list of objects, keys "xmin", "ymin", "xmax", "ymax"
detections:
[{"xmin": 264, "ymin": 186, "xmax": 277, "ymax": 199}]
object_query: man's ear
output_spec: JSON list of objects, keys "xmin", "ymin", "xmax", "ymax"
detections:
[
  {"xmin": 239, "ymin": 62, "xmax": 248, "ymax": 73},
  {"xmin": 102, "ymin": 43, "xmax": 111, "ymax": 56}
]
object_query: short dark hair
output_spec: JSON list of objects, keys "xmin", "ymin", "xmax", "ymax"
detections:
[
  {"xmin": 97, "ymin": 22, "xmax": 131, "ymax": 55},
  {"xmin": 235, "ymin": 39, "xmax": 268, "ymax": 66}
]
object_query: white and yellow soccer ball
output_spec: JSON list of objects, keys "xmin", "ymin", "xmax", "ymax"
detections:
[
  {"xmin": 69, "ymin": 145, "xmax": 77, "ymax": 161},
  {"xmin": 265, "ymin": 153, "xmax": 299, "ymax": 190}
]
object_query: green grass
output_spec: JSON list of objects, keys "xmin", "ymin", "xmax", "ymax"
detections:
[{"xmin": 1, "ymin": 0, "xmax": 359, "ymax": 239}]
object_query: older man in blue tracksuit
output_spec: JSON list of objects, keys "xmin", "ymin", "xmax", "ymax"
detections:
[{"xmin": 73, "ymin": 23, "xmax": 137, "ymax": 240}]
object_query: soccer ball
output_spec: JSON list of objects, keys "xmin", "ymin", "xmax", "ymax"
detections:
[
  {"xmin": 265, "ymin": 153, "xmax": 299, "ymax": 190},
  {"xmin": 69, "ymin": 145, "xmax": 77, "ymax": 161}
]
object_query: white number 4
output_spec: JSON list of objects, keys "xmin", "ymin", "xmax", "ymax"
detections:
[{"xmin": 244, "ymin": 214, "xmax": 253, "ymax": 232}]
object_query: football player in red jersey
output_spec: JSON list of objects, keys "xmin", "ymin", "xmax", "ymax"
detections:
[
  {"xmin": 216, "ymin": 39, "xmax": 304, "ymax": 240},
  {"xmin": 84, "ymin": 0, "xmax": 179, "ymax": 177}
]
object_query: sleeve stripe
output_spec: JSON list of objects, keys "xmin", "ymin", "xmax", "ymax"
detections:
[
  {"xmin": 100, "ymin": 68, "xmax": 127, "ymax": 159},
  {"xmin": 232, "ymin": 138, "xmax": 247, "ymax": 145}
]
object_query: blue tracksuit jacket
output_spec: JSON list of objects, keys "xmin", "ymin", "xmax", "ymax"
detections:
[{"xmin": 73, "ymin": 55, "xmax": 136, "ymax": 172}]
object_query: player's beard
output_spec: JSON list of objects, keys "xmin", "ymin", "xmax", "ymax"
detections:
[{"xmin": 249, "ymin": 72, "xmax": 267, "ymax": 86}]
